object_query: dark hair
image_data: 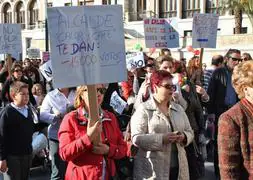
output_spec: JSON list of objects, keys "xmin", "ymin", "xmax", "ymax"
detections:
[
  {"xmin": 242, "ymin": 52, "xmax": 252, "ymax": 61},
  {"xmin": 11, "ymin": 62, "xmax": 23, "ymax": 73},
  {"xmin": 212, "ymin": 55, "xmax": 224, "ymax": 66},
  {"xmin": 225, "ymin": 49, "xmax": 241, "ymax": 58},
  {"xmin": 150, "ymin": 70, "xmax": 173, "ymax": 93}
]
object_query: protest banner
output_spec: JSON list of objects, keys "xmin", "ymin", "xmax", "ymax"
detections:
[
  {"xmin": 27, "ymin": 48, "xmax": 40, "ymax": 58},
  {"xmin": 192, "ymin": 13, "xmax": 219, "ymax": 48},
  {"xmin": 42, "ymin": 51, "xmax": 50, "ymax": 62},
  {"xmin": 0, "ymin": 24, "xmax": 22, "ymax": 55},
  {"xmin": 110, "ymin": 91, "xmax": 127, "ymax": 114},
  {"xmin": 47, "ymin": 5, "xmax": 126, "ymax": 88},
  {"xmin": 144, "ymin": 18, "xmax": 179, "ymax": 48},
  {"xmin": 47, "ymin": 5, "xmax": 126, "ymax": 143},
  {"xmin": 126, "ymin": 52, "xmax": 145, "ymax": 70},
  {"xmin": 39, "ymin": 61, "xmax": 53, "ymax": 82}
]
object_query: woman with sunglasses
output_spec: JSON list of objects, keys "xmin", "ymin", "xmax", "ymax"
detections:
[
  {"xmin": 58, "ymin": 85, "xmax": 127, "ymax": 180},
  {"xmin": 1, "ymin": 62, "xmax": 36, "ymax": 106},
  {"xmin": 131, "ymin": 70, "xmax": 194, "ymax": 180}
]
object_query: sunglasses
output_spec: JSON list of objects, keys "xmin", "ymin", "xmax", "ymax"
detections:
[
  {"xmin": 14, "ymin": 69, "xmax": 23, "ymax": 73},
  {"xmin": 230, "ymin": 57, "xmax": 242, "ymax": 62},
  {"xmin": 146, "ymin": 64, "xmax": 155, "ymax": 68},
  {"xmin": 160, "ymin": 84, "xmax": 176, "ymax": 91},
  {"xmin": 83, "ymin": 87, "xmax": 107, "ymax": 94}
]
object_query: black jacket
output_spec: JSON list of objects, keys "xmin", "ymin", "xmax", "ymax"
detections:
[
  {"xmin": 207, "ymin": 66, "xmax": 239, "ymax": 118},
  {"xmin": 0, "ymin": 104, "xmax": 35, "ymax": 160}
]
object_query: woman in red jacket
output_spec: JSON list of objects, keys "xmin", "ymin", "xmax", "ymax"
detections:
[{"xmin": 58, "ymin": 85, "xmax": 127, "ymax": 180}]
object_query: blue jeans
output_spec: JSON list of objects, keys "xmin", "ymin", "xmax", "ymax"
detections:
[{"xmin": 49, "ymin": 140, "xmax": 66, "ymax": 180}]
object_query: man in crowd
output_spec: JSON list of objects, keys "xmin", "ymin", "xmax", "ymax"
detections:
[
  {"xmin": 207, "ymin": 49, "xmax": 241, "ymax": 179},
  {"xmin": 203, "ymin": 55, "xmax": 224, "ymax": 91}
]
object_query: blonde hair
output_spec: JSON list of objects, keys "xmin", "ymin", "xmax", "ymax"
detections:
[
  {"xmin": 74, "ymin": 85, "xmax": 87, "ymax": 108},
  {"xmin": 232, "ymin": 60, "xmax": 253, "ymax": 99}
]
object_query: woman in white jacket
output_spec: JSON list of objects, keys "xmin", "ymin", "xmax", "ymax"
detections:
[{"xmin": 131, "ymin": 70, "xmax": 194, "ymax": 180}]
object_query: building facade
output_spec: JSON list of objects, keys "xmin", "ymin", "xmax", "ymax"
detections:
[{"xmin": 0, "ymin": 0, "xmax": 251, "ymax": 59}]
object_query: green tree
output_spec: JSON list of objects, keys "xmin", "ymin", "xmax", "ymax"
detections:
[{"xmin": 220, "ymin": 0, "xmax": 253, "ymax": 34}]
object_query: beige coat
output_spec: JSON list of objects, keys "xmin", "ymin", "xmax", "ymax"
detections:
[{"xmin": 131, "ymin": 99, "xmax": 194, "ymax": 180}]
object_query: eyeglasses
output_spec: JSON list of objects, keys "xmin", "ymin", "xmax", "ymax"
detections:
[
  {"xmin": 83, "ymin": 87, "xmax": 107, "ymax": 94},
  {"xmin": 146, "ymin": 64, "xmax": 155, "ymax": 68},
  {"xmin": 14, "ymin": 69, "xmax": 22, "ymax": 73},
  {"xmin": 160, "ymin": 84, "xmax": 176, "ymax": 91},
  {"xmin": 230, "ymin": 57, "xmax": 242, "ymax": 62}
]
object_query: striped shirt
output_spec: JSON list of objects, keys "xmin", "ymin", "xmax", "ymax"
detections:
[{"xmin": 203, "ymin": 67, "xmax": 215, "ymax": 91}]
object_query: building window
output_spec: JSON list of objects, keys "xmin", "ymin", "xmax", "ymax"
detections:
[
  {"xmin": 206, "ymin": 0, "xmax": 224, "ymax": 15},
  {"xmin": 182, "ymin": 0, "xmax": 201, "ymax": 18},
  {"xmin": 3, "ymin": 3, "xmax": 12, "ymax": 23},
  {"xmin": 47, "ymin": 3, "xmax": 53, "ymax": 7},
  {"xmin": 233, "ymin": 27, "xmax": 247, "ymax": 34},
  {"xmin": 64, "ymin": 3, "xmax": 72, "ymax": 6},
  {"xmin": 84, "ymin": 0, "xmax": 94, "ymax": 5},
  {"xmin": 159, "ymin": 0, "xmax": 177, "ymax": 18},
  {"xmin": 137, "ymin": 0, "xmax": 146, "ymax": 20},
  {"xmin": 29, "ymin": 0, "xmax": 38, "ymax": 29},
  {"xmin": 16, "ymin": 1, "xmax": 25, "ymax": 29}
]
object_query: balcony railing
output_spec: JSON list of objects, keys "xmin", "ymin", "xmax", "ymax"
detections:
[
  {"xmin": 26, "ymin": 21, "xmax": 45, "ymax": 30},
  {"xmin": 159, "ymin": 10, "xmax": 177, "ymax": 18},
  {"xmin": 206, "ymin": 7, "xmax": 225, "ymax": 15},
  {"xmin": 125, "ymin": 11, "xmax": 158, "ymax": 22},
  {"xmin": 182, "ymin": 8, "xmax": 201, "ymax": 18}
]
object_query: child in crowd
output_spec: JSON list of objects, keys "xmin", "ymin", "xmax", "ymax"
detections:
[
  {"xmin": 0, "ymin": 81, "xmax": 35, "ymax": 180},
  {"xmin": 32, "ymin": 83, "xmax": 45, "ymax": 108}
]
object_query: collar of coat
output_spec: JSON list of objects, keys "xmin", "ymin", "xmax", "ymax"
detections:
[{"xmin": 143, "ymin": 97, "xmax": 179, "ymax": 112}]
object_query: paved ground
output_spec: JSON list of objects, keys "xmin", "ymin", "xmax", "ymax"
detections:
[{"xmin": 29, "ymin": 162, "xmax": 216, "ymax": 180}]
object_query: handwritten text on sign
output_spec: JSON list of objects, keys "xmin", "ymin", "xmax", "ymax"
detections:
[
  {"xmin": 110, "ymin": 91, "xmax": 127, "ymax": 115},
  {"xmin": 0, "ymin": 24, "xmax": 22, "ymax": 54},
  {"xmin": 27, "ymin": 48, "xmax": 40, "ymax": 58},
  {"xmin": 126, "ymin": 52, "xmax": 145, "ymax": 70},
  {"xmin": 144, "ymin": 18, "xmax": 179, "ymax": 48},
  {"xmin": 192, "ymin": 13, "xmax": 219, "ymax": 48},
  {"xmin": 47, "ymin": 5, "xmax": 127, "ymax": 88},
  {"xmin": 39, "ymin": 61, "xmax": 53, "ymax": 82}
]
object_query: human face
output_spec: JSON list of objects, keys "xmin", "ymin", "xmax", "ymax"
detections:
[
  {"xmin": 244, "ymin": 85, "xmax": 253, "ymax": 104},
  {"xmin": 35, "ymin": 86, "xmax": 42, "ymax": 96},
  {"xmin": 159, "ymin": 61, "xmax": 174, "ymax": 73},
  {"xmin": 145, "ymin": 60, "xmax": 156, "ymax": 73},
  {"xmin": 12, "ymin": 88, "xmax": 29, "ymax": 107},
  {"xmin": 154, "ymin": 78, "xmax": 175, "ymax": 102},
  {"xmin": 12, "ymin": 67, "xmax": 23, "ymax": 80},
  {"xmin": 81, "ymin": 84, "xmax": 106, "ymax": 107},
  {"xmin": 227, "ymin": 53, "xmax": 241, "ymax": 70}
]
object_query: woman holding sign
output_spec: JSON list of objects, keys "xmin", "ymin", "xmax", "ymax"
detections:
[
  {"xmin": 58, "ymin": 85, "xmax": 127, "ymax": 180},
  {"xmin": 131, "ymin": 70, "xmax": 194, "ymax": 179}
]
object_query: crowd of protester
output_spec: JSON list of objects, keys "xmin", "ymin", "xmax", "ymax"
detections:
[{"xmin": 0, "ymin": 48, "xmax": 252, "ymax": 180}]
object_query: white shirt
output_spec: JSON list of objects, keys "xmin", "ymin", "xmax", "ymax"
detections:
[
  {"xmin": 40, "ymin": 89, "xmax": 75, "ymax": 125},
  {"xmin": 10, "ymin": 103, "xmax": 28, "ymax": 118}
]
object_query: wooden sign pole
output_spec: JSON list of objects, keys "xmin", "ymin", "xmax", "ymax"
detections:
[
  {"xmin": 199, "ymin": 48, "xmax": 204, "ymax": 68},
  {"xmin": 7, "ymin": 54, "xmax": 12, "ymax": 78},
  {"xmin": 87, "ymin": 85, "xmax": 100, "ymax": 144}
]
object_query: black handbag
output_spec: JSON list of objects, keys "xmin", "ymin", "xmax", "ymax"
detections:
[{"xmin": 102, "ymin": 125, "xmax": 134, "ymax": 180}]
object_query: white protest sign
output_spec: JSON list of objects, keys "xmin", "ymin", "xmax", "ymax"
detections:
[
  {"xmin": 126, "ymin": 52, "xmax": 145, "ymax": 70},
  {"xmin": 27, "ymin": 48, "xmax": 40, "ymax": 58},
  {"xmin": 110, "ymin": 91, "xmax": 127, "ymax": 114},
  {"xmin": 47, "ymin": 5, "xmax": 127, "ymax": 88},
  {"xmin": 39, "ymin": 61, "xmax": 53, "ymax": 82},
  {"xmin": 144, "ymin": 18, "xmax": 179, "ymax": 48},
  {"xmin": 192, "ymin": 13, "xmax": 219, "ymax": 48},
  {"xmin": 0, "ymin": 24, "xmax": 22, "ymax": 54}
]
